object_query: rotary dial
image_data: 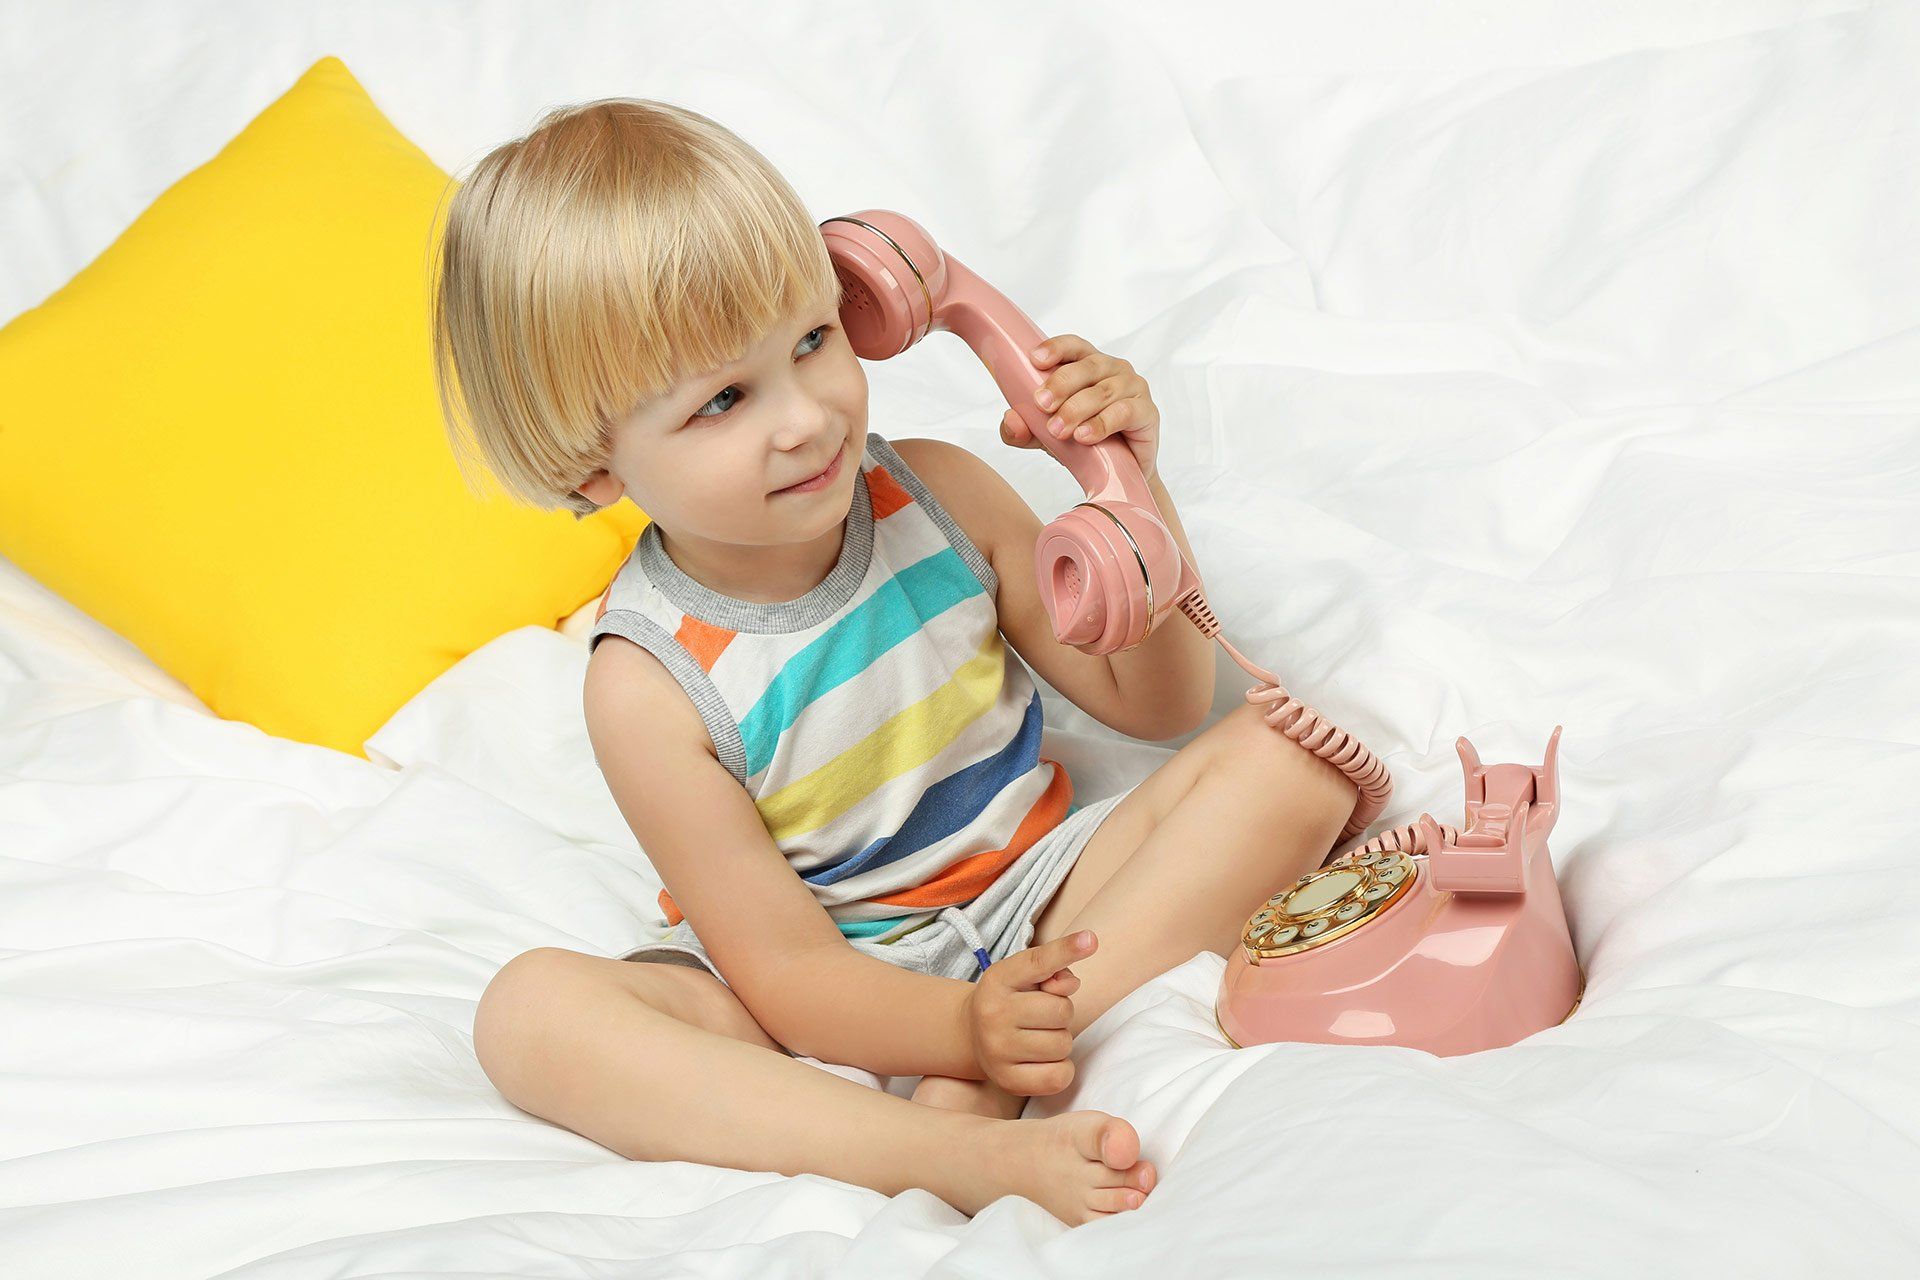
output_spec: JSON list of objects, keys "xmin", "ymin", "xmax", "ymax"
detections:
[{"xmin": 1241, "ymin": 849, "xmax": 1418, "ymax": 960}]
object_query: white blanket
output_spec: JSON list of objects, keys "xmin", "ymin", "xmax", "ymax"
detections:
[{"xmin": 4, "ymin": 1, "xmax": 1917, "ymax": 1275}]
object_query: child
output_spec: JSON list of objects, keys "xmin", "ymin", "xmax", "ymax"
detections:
[{"xmin": 429, "ymin": 98, "xmax": 1357, "ymax": 1226}]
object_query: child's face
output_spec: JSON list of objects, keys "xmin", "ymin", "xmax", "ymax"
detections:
[{"xmin": 580, "ymin": 300, "xmax": 868, "ymax": 545}]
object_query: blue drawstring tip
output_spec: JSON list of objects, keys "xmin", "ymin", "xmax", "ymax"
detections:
[{"xmin": 973, "ymin": 946, "xmax": 993, "ymax": 972}]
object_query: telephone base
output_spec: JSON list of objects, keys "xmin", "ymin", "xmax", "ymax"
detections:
[{"xmin": 1213, "ymin": 967, "xmax": 1587, "ymax": 1054}]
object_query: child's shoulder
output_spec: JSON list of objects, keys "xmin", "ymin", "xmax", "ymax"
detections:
[
  {"xmin": 884, "ymin": 436, "xmax": 1026, "ymax": 588},
  {"xmin": 582, "ymin": 633, "xmax": 721, "ymax": 765}
]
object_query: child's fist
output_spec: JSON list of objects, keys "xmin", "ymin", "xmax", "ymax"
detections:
[
  {"xmin": 1015, "ymin": 334, "xmax": 1162, "ymax": 482},
  {"xmin": 962, "ymin": 930, "xmax": 1096, "ymax": 1096}
]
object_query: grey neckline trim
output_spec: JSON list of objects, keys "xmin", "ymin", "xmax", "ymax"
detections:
[{"xmin": 633, "ymin": 441, "xmax": 877, "ymax": 635}]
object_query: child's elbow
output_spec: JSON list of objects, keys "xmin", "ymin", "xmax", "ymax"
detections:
[
  {"xmin": 1134, "ymin": 695, "xmax": 1212, "ymax": 742},
  {"xmin": 1176, "ymin": 698, "xmax": 1214, "ymax": 738}
]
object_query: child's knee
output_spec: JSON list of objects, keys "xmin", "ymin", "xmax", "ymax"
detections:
[
  {"xmin": 472, "ymin": 947, "xmax": 595, "ymax": 1098},
  {"xmin": 1217, "ymin": 700, "xmax": 1318, "ymax": 773},
  {"xmin": 1217, "ymin": 702, "xmax": 1356, "ymax": 823}
]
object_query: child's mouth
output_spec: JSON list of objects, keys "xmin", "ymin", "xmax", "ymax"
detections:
[{"xmin": 772, "ymin": 441, "xmax": 845, "ymax": 495}]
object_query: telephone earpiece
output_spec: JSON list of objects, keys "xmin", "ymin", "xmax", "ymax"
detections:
[{"xmin": 820, "ymin": 209, "xmax": 1390, "ymax": 847}]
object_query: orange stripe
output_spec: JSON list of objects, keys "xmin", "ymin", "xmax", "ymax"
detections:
[
  {"xmin": 866, "ymin": 465, "xmax": 914, "ymax": 520},
  {"xmin": 656, "ymin": 759, "xmax": 1075, "ymax": 929},
  {"xmin": 592, "ymin": 587, "xmax": 611, "ymax": 624},
  {"xmin": 868, "ymin": 759, "xmax": 1075, "ymax": 910},
  {"xmin": 674, "ymin": 615, "xmax": 736, "ymax": 673}
]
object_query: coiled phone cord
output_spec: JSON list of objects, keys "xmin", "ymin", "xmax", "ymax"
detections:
[{"xmin": 1175, "ymin": 591, "xmax": 1461, "ymax": 865}]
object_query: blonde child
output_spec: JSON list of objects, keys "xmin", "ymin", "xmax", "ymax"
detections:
[{"xmin": 429, "ymin": 98, "xmax": 1356, "ymax": 1226}]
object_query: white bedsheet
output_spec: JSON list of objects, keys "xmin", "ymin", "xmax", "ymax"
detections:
[{"xmin": 4, "ymin": 1, "xmax": 1918, "ymax": 1275}]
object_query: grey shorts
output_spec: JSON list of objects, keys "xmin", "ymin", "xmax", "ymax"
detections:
[{"xmin": 617, "ymin": 789, "xmax": 1131, "ymax": 1048}]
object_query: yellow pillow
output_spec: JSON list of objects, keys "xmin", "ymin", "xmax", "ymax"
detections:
[{"xmin": 0, "ymin": 56, "xmax": 647, "ymax": 759}]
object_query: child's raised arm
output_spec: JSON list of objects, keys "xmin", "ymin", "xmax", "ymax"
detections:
[{"xmin": 583, "ymin": 641, "xmax": 982, "ymax": 1078}]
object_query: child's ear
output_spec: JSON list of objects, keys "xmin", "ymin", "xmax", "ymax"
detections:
[
  {"xmin": 568, "ymin": 493, "xmax": 593, "ymax": 522},
  {"xmin": 575, "ymin": 470, "xmax": 623, "ymax": 509}
]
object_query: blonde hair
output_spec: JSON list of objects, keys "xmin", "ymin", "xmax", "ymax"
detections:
[{"xmin": 428, "ymin": 99, "xmax": 843, "ymax": 520}]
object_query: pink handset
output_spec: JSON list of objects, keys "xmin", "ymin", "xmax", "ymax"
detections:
[{"xmin": 820, "ymin": 211, "xmax": 1584, "ymax": 1056}]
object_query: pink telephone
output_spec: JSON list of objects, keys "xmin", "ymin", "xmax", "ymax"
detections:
[{"xmin": 820, "ymin": 210, "xmax": 1585, "ymax": 1057}]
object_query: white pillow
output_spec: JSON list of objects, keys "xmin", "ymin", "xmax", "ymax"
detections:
[{"xmin": 0, "ymin": 551, "xmax": 209, "ymax": 714}]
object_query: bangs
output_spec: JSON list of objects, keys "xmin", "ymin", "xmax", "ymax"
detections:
[
  {"xmin": 577, "ymin": 172, "xmax": 846, "ymax": 429},
  {"xmin": 429, "ymin": 97, "xmax": 843, "ymax": 517}
]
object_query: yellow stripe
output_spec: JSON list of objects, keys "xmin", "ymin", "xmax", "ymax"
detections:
[
  {"xmin": 882, "ymin": 916, "xmax": 940, "ymax": 944},
  {"xmin": 756, "ymin": 628, "xmax": 1006, "ymax": 841}
]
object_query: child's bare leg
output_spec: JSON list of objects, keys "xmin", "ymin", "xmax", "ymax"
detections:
[
  {"xmin": 912, "ymin": 1071, "xmax": 1028, "ymax": 1119},
  {"xmin": 1032, "ymin": 701, "xmax": 1358, "ymax": 1038},
  {"xmin": 909, "ymin": 703, "xmax": 1349, "ymax": 1122},
  {"xmin": 472, "ymin": 948, "xmax": 1158, "ymax": 1223}
]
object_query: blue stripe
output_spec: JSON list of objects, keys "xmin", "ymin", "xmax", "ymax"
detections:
[
  {"xmin": 805, "ymin": 689, "xmax": 1045, "ymax": 887},
  {"xmin": 738, "ymin": 548, "xmax": 985, "ymax": 778}
]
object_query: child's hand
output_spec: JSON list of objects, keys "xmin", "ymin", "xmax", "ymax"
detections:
[
  {"xmin": 998, "ymin": 334, "xmax": 1162, "ymax": 482},
  {"xmin": 963, "ymin": 929, "xmax": 1097, "ymax": 1096}
]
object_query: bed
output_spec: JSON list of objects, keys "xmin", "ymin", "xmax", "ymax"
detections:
[{"xmin": 3, "ymin": 1, "xmax": 1917, "ymax": 1275}]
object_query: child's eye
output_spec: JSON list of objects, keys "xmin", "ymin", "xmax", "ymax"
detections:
[{"xmin": 691, "ymin": 325, "xmax": 831, "ymax": 421}]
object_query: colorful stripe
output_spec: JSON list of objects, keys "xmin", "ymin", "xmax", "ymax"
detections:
[
  {"xmin": 866, "ymin": 463, "xmax": 914, "ymax": 519},
  {"xmin": 752, "ymin": 627, "xmax": 1008, "ymax": 842},
  {"xmin": 736, "ymin": 547, "xmax": 988, "ymax": 778},
  {"xmin": 804, "ymin": 690, "xmax": 1046, "ymax": 887},
  {"xmin": 675, "ymin": 615, "xmax": 736, "ymax": 673},
  {"xmin": 862, "ymin": 757, "xmax": 1073, "ymax": 909}
]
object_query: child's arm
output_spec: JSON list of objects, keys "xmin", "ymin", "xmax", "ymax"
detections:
[
  {"xmin": 585, "ymin": 642, "xmax": 982, "ymax": 1079},
  {"xmin": 895, "ymin": 436, "xmax": 1214, "ymax": 740},
  {"xmin": 763, "ymin": 948, "xmax": 985, "ymax": 1080}
]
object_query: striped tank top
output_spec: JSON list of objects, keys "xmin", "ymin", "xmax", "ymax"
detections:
[{"xmin": 587, "ymin": 431, "xmax": 1080, "ymax": 947}]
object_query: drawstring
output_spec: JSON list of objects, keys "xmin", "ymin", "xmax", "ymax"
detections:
[{"xmin": 938, "ymin": 905, "xmax": 994, "ymax": 977}]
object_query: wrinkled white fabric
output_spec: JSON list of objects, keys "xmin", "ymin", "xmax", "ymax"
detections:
[{"xmin": 2, "ymin": 1, "xmax": 1917, "ymax": 1275}]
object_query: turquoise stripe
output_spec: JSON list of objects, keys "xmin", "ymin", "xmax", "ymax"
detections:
[
  {"xmin": 837, "ymin": 915, "xmax": 913, "ymax": 940},
  {"xmin": 738, "ymin": 548, "xmax": 985, "ymax": 777}
]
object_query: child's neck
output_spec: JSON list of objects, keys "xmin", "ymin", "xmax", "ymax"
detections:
[{"xmin": 656, "ymin": 517, "xmax": 848, "ymax": 605}]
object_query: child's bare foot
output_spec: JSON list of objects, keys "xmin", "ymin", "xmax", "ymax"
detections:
[
  {"xmin": 947, "ymin": 1110, "xmax": 1157, "ymax": 1225},
  {"xmin": 911, "ymin": 1073, "xmax": 1027, "ymax": 1120}
]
